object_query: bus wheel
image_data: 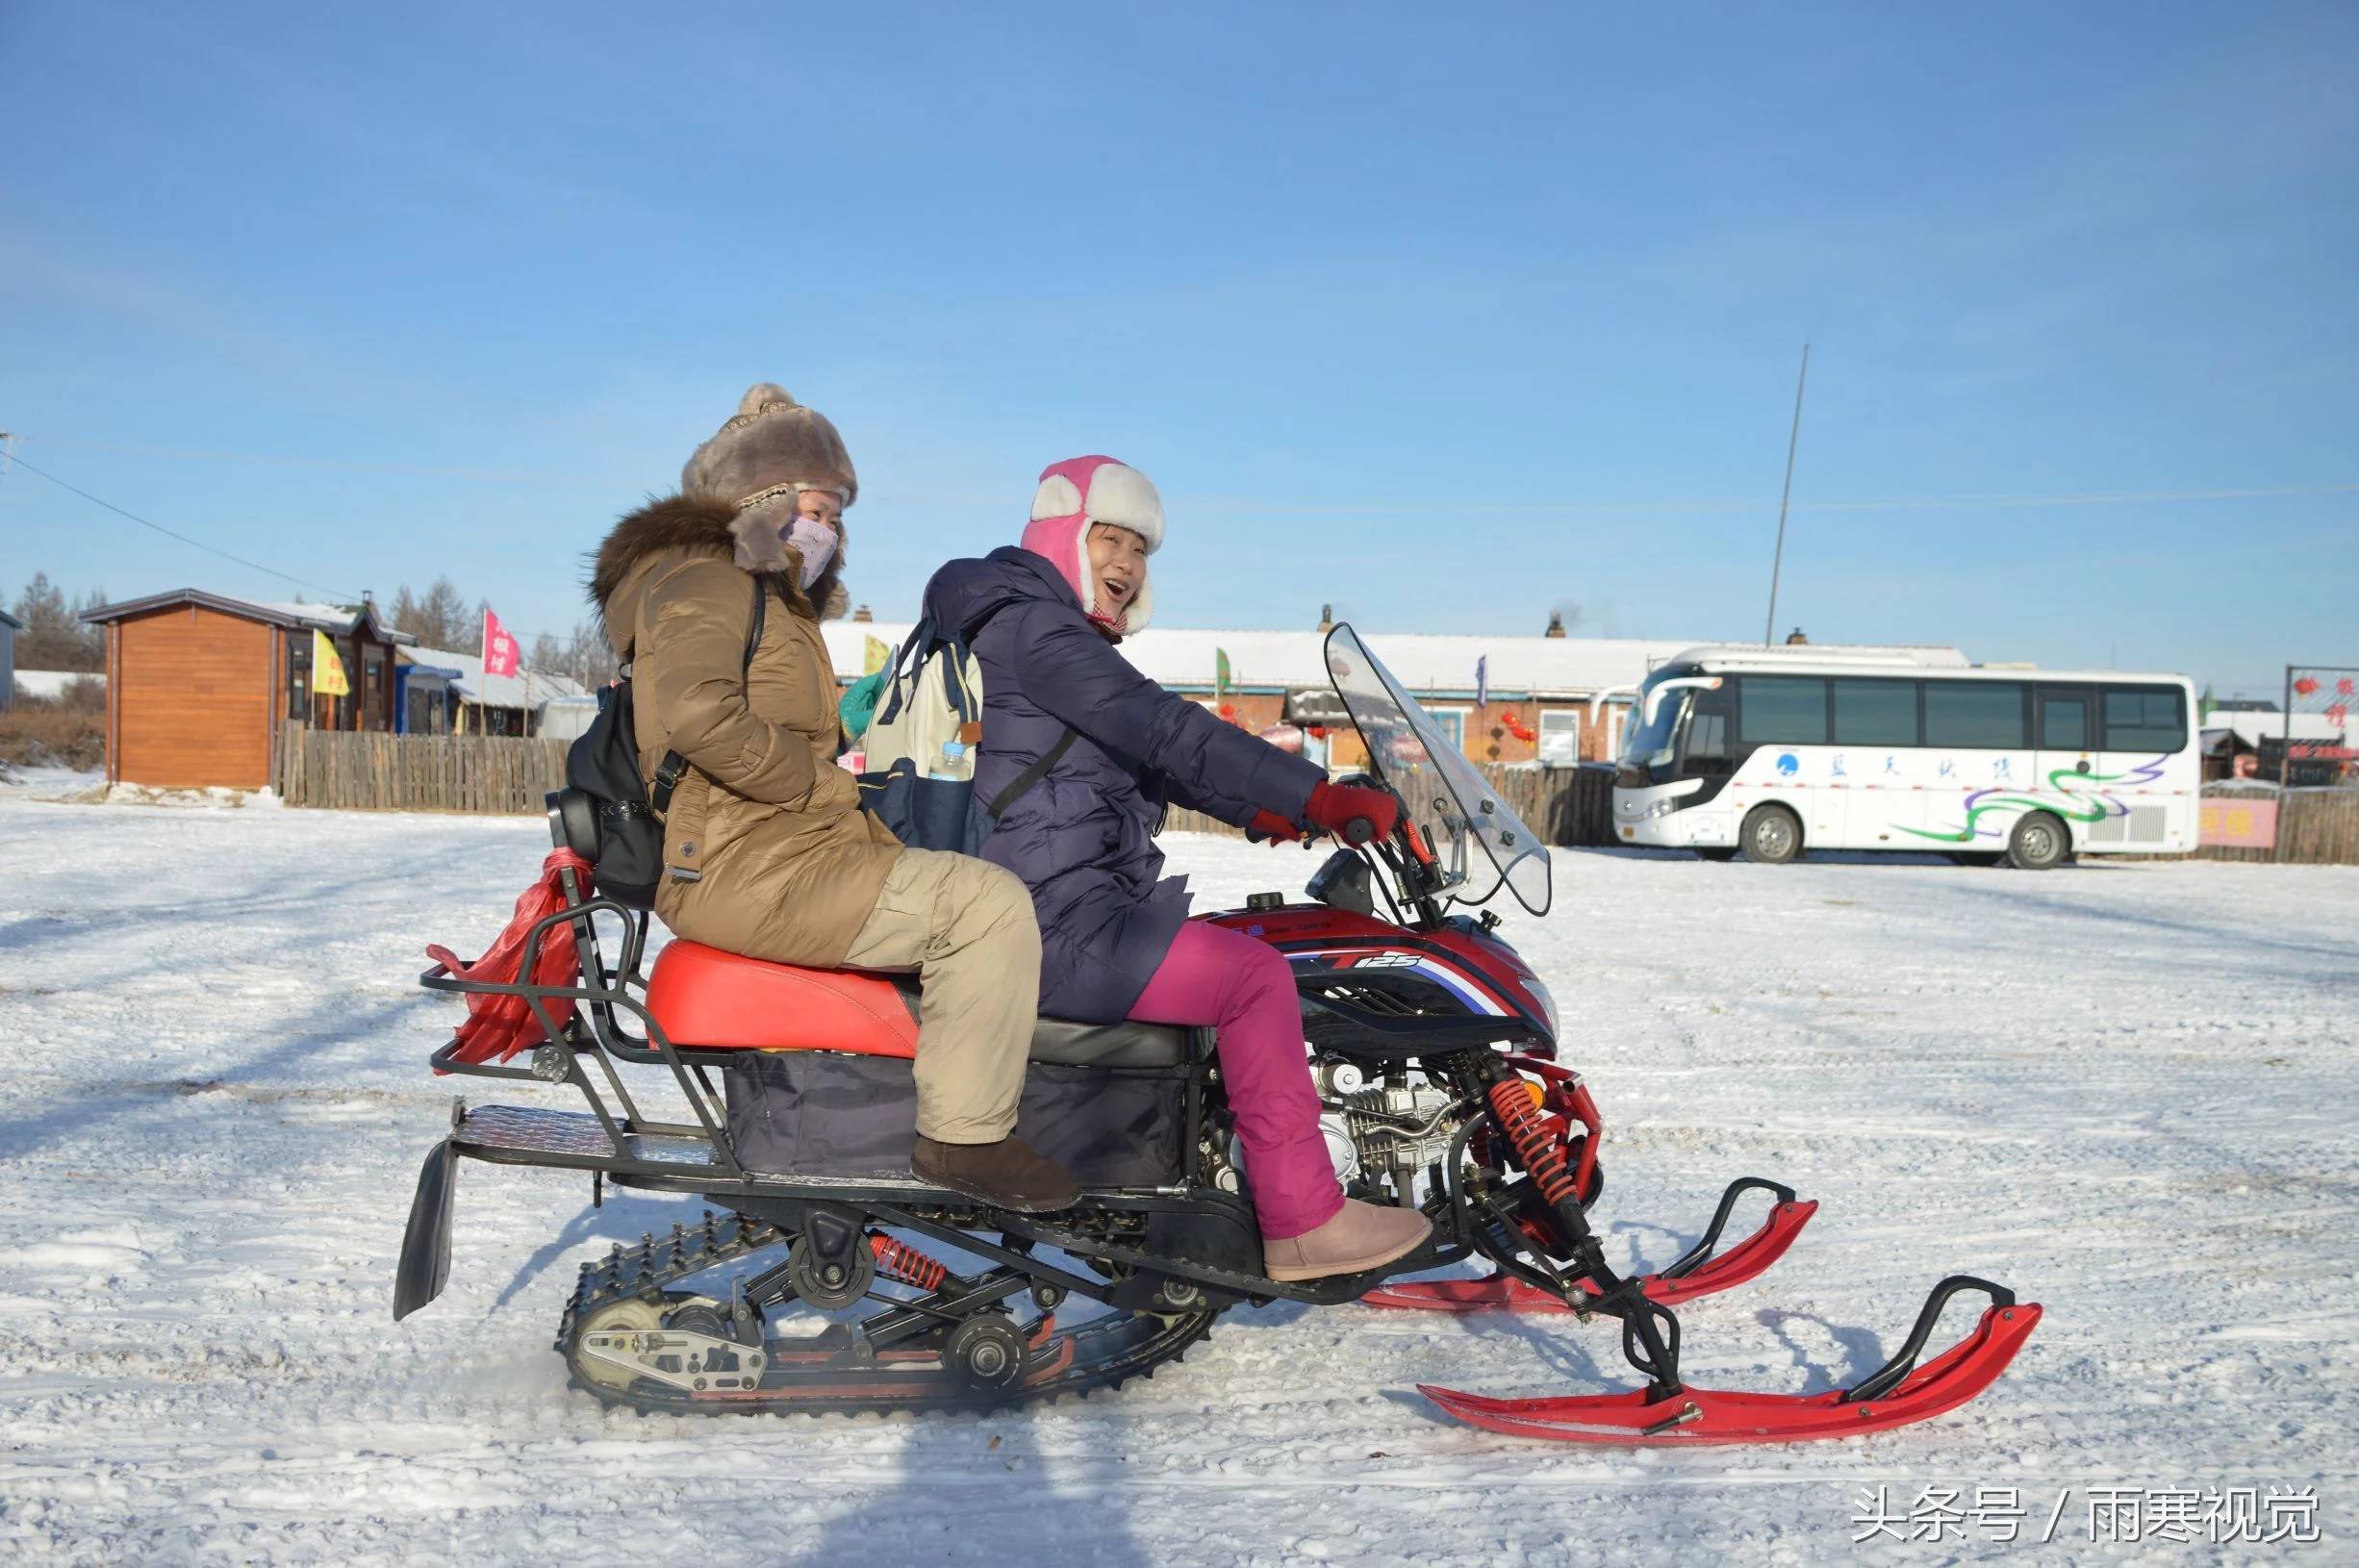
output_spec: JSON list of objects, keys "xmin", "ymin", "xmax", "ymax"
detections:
[
  {"xmin": 1740, "ymin": 805, "xmax": 1803, "ymax": 865},
  {"xmin": 2006, "ymin": 812, "xmax": 2069, "ymax": 871},
  {"xmin": 1695, "ymin": 847, "xmax": 1739, "ymax": 862}
]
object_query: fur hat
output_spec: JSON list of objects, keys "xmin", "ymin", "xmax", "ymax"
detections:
[
  {"xmin": 681, "ymin": 382, "xmax": 858, "ymax": 554},
  {"xmin": 1021, "ymin": 455, "xmax": 1163, "ymax": 635},
  {"xmin": 683, "ymin": 382, "xmax": 858, "ymax": 503}
]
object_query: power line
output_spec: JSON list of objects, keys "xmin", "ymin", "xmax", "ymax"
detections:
[{"xmin": 2, "ymin": 451, "xmax": 363, "ymax": 602}]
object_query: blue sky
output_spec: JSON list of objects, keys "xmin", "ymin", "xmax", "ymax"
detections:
[{"xmin": 3, "ymin": 0, "xmax": 2352, "ymax": 696}]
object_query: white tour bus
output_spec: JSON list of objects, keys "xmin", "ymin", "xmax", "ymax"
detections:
[{"xmin": 1612, "ymin": 645, "xmax": 2199, "ymax": 868}]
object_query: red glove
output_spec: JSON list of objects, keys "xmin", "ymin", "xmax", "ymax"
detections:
[
  {"xmin": 1306, "ymin": 780, "xmax": 1400, "ymax": 845},
  {"xmin": 1248, "ymin": 809, "xmax": 1302, "ymax": 845}
]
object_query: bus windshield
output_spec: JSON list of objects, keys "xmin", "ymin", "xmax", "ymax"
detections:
[
  {"xmin": 1323, "ymin": 624, "xmax": 1553, "ymax": 916},
  {"xmin": 1622, "ymin": 669, "xmax": 1694, "ymax": 769}
]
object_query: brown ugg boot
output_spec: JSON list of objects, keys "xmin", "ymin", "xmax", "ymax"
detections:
[
  {"xmin": 912, "ymin": 1133, "xmax": 1080, "ymax": 1214},
  {"xmin": 1262, "ymin": 1199, "xmax": 1433, "ymax": 1282}
]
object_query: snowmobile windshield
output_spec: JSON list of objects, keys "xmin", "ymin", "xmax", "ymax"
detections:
[{"xmin": 1323, "ymin": 624, "xmax": 1553, "ymax": 917}]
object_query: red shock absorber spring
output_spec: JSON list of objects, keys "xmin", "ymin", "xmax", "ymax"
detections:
[
  {"xmin": 869, "ymin": 1233, "xmax": 948, "ymax": 1292},
  {"xmin": 1487, "ymin": 1076, "xmax": 1581, "ymax": 1208}
]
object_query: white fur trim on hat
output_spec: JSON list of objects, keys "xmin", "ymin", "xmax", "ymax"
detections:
[
  {"xmin": 1083, "ymin": 464, "xmax": 1163, "ymax": 552},
  {"xmin": 1029, "ymin": 463, "xmax": 1163, "ymax": 553}
]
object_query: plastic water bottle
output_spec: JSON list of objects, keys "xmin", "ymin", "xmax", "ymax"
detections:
[{"xmin": 928, "ymin": 740, "xmax": 972, "ymax": 782}]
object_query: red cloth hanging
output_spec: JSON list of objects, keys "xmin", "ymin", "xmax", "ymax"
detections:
[{"xmin": 424, "ymin": 848, "xmax": 595, "ymax": 1068}]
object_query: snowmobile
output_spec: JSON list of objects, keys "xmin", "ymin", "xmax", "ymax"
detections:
[{"xmin": 393, "ymin": 624, "xmax": 2039, "ymax": 1444}]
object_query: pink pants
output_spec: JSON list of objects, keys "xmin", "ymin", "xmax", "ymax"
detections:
[{"xmin": 1129, "ymin": 922, "xmax": 1345, "ymax": 1241}]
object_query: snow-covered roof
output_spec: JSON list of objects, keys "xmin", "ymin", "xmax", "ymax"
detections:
[
  {"xmin": 248, "ymin": 600, "xmax": 415, "ymax": 641},
  {"xmin": 2205, "ymin": 716, "xmax": 2346, "ymax": 750},
  {"xmin": 817, "ymin": 621, "xmax": 1701, "ymax": 697},
  {"xmin": 397, "ymin": 645, "xmax": 587, "ymax": 709},
  {"xmin": 79, "ymin": 589, "xmax": 415, "ymax": 645}
]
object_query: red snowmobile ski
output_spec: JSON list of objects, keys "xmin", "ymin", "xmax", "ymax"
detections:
[{"xmin": 392, "ymin": 624, "xmax": 2037, "ymax": 1444}]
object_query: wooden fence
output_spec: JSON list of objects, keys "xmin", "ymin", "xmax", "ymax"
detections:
[
  {"xmin": 268, "ymin": 735, "xmax": 2359, "ymax": 866},
  {"xmin": 274, "ymin": 723, "xmax": 569, "ymax": 814},
  {"xmin": 1167, "ymin": 763, "xmax": 1616, "ymax": 847},
  {"xmin": 2188, "ymin": 785, "xmax": 2359, "ymax": 866}
]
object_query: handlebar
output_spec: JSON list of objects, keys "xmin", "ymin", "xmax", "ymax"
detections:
[{"xmin": 1341, "ymin": 816, "xmax": 1380, "ymax": 847}]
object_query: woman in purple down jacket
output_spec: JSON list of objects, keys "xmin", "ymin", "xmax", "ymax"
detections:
[{"xmin": 921, "ymin": 455, "xmax": 1432, "ymax": 1283}]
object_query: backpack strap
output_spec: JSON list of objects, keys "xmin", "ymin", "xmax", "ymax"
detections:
[
  {"xmin": 872, "ymin": 618, "xmax": 936, "ymax": 730},
  {"xmin": 986, "ymin": 726, "xmax": 1078, "ymax": 820},
  {"xmin": 652, "ymin": 575, "xmax": 767, "ymax": 815}
]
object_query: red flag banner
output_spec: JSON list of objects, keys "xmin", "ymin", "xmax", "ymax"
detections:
[{"xmin": 483, "ymin": 608, "xmax": 520, "ymax": 678}]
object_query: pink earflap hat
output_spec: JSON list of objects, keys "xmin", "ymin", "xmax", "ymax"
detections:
[{"xmin": 1021, "ymin": 455, "xmax": 1164, "ymax": 635}]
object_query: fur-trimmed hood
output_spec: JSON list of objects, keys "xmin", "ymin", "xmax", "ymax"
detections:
[{"xmin": 587, "ymin": 493, "xmax": 847, "ymax": 645}]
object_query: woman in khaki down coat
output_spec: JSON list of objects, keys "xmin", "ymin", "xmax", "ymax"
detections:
[{"xmin": 588, "ymin": 384, "xmax": 1077, "ymax": 1212}]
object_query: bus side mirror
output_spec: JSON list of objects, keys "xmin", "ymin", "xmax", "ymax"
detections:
[{"xmin": 1642, "ymin": 676, "xmax": 1722, "ymax": 725}]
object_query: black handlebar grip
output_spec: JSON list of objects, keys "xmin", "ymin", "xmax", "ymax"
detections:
[{"xmin": 1342, "ymin": 816, "xmax": 1379, "ymax": 847}]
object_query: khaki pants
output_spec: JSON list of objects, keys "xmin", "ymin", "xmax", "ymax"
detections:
[{"xmin": 842, "ymin": 848, "xmax": 1042, "ymax": 1143}]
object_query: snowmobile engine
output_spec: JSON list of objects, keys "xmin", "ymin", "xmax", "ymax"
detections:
[
  {"xmin": 1218, "ymin": 1066, "xmax": 1462, "ymax": 1201},
  {"xmin": 1333, "ymin": 1079, "xmax": 1463, "ymax": 1201}
]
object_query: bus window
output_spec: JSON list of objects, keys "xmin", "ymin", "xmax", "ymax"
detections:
[
  {"xmin": 2101, "ymin": 686, "xmax": 2186, "ymax": 753},
  {"xmin": 2037, "ymin": 687, "xmax": 2092, "ymax": 750},
  {"xmin": 1685, "ymin": 682, "xmax": 1735, "ymax": 774},
  {"xmin": 1737, "ymin": 676, "xmax": 1829, "ymax": 746},
  {"xmin": 1833, "ymin": 678, "xmax": 1919, "ymax": 746},
  {"xmin": 1924, "ymin": 682, "xmax": 2028, "ymax": 748}
]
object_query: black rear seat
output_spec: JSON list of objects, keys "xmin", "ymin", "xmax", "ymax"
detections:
[{"xmin": 886, "ymin": 976, "xmax": 1189, "ymax": 1069}]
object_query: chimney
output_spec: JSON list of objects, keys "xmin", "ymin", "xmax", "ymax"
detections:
[
  {"xmin": 852, "ymin": 605, "xmax": 874, "ymax": 623},
  {"xmin": 1785, "ymin": 626, "xmax": 1809, "ymax": 645},
  {"xmin": 1317, "ymin": 602, "xmax": 1333, "ymax": 633},
  {"xmin": 1545, "ymin": 610, "xmax": 1566, "ymax": 639}
]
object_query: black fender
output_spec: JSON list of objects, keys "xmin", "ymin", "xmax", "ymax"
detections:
[{"xmin": 393, "ymin": 1136, "xmax": 458, "ymax": 1321}]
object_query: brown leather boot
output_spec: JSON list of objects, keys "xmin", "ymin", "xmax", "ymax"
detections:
[
  {"xmin": 912, "ymin": 1133, "xmax": 1081, "ymax": 1214},
  {"xmin": 1263, "ymin": 1198, "xmax": 1433, "ymax": 1282}
]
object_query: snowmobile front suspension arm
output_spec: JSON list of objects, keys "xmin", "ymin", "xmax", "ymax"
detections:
[{"xmin": 1465, "ymin": 1050, "xmax": 1687, "ymax": 1399}]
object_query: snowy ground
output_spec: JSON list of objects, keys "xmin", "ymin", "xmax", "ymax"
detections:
[{"xmin": 2, "ymin": 797, "xmax": 2353, "ymax": 1564}]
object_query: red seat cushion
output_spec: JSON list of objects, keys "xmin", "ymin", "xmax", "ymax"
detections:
[{"xmin": 644, "ymin": 940, "xmax": 918, "ymax": 1058}]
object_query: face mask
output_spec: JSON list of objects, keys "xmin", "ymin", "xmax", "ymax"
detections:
[{"xmin": 783, "ymin": 515, "xmax": 837, "ymax": 590}]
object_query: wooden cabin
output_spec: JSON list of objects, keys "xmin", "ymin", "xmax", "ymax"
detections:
[{"xmin": 79, "ymin": 591, "xmax": 412, "ymax": 790}]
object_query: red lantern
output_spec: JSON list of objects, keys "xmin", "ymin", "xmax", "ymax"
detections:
[
  {"xmin": 1218, "ymin": 703, "xmax": 1236, "ymax": 721},
  {"xmin": 1259, "ymin": 722, "xmax": 1306, "ymax": 754},
  {"xmin": 2294, "ymin": 676, "xmax": 2321, "ymax": 697}
]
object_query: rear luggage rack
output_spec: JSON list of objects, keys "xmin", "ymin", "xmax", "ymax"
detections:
[{"xmin": 455, "ymin": 1103, "xmax": 722, "ymax": 1172}]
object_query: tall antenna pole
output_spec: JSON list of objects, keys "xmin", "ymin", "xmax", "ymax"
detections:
[{"xmin": 1763, "ymin": 342, "xmax": 1811, "ymax": 646}]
